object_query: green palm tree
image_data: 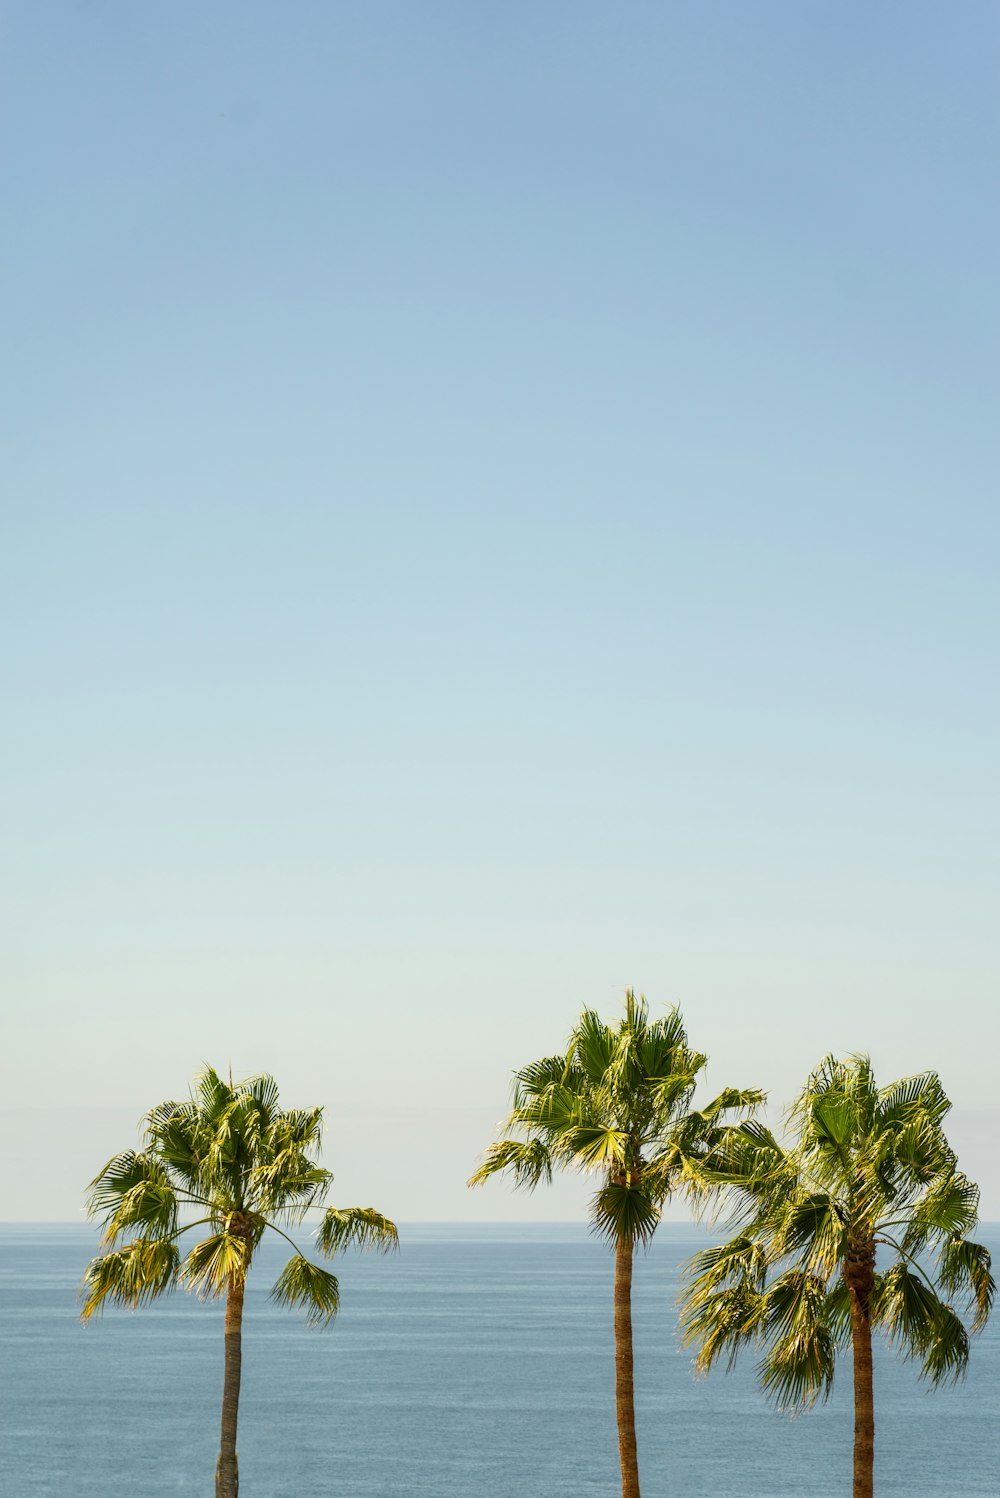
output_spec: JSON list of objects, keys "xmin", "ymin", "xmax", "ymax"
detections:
[
  {"xmin": 81, "ymin": 1066, "xmax": 398, "ymax": 1498},
  {"xmin": 682, "ymin": 1055, "xmax": 994, "ymax": 1498},
  {"xmin": 469, "ymin": 991, "xmax": 762, "ymax": 1498}
]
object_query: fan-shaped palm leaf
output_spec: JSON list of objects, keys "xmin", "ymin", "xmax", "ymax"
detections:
[{"xmin": 271, "ymin": 1254, "xmax": 341, "ymax": 1326}]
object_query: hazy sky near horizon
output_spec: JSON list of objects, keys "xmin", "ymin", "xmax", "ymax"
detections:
[{"xmin": 3, "ymin": 4, "xmax": 999, "ymax": 1223}]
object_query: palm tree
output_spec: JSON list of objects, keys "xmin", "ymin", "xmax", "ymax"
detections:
[
  {"xmin": 469, "ymin": 990, "xmax": 762, "ymax": 1498},
  {"xmin": 81, "ymin": 1066, "xmax": 398, "ymax": 1498},
  {"xmin": 682, "ymin": 1055, "xmax": 994, "ymax": 1498}
]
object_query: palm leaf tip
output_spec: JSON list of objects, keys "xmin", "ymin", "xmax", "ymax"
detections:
[
  {"xmin": 272, "ymin": 1255, "xmax": 340, "ymax": 1327},
  {"xmin": 938, "ymin": 1237, "xmax": 994, "ymax": 1331},
  {"xmin": 467, "ymin": 1138, "xmax": 553, "ymax": 1191},
  {"xmin": 873, "ymin": 1264, "xmax": 973, "ymax": 1383},
  {"xmin": 759, "ymin": 1322, "xmax": 836, "ymax": 1410},
  {"xmin": 318, "ymin": 1207, "xmax": 400, "ymax": 1257},
  {"xmin": 80, "ymin": 1238, "xmax": 180, "ymax": 1320}
]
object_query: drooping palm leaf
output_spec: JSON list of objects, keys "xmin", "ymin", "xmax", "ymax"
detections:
[
  {"xmin": 318, "ymin": 1207, "xmax": 400, "ymax": 1256},
  {"xmin": 81, "ymin": 1237, "xmax": 180, "ymax": 1318},
  {"xmin": 271, "ymin": 1254, "xmax": 341, "ymax": 1326}
]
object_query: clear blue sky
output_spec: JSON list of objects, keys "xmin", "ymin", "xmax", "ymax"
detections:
[{"xmin": 3, "ymin": 3, "xmax": 998, "ymax": 1220}]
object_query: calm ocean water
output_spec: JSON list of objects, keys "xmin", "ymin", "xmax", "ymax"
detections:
[{"xmin": 1, "ymin": 1223, "xmax": 997, "ymax": 1497}]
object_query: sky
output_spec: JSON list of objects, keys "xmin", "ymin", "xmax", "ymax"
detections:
[{"xmin": 3, "ymin": 3, "xmax": 998, "ymax": 1223}]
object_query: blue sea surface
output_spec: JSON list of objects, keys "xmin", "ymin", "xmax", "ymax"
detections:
[{"xmin": 1, "ymin": 1223, "xmax": 997, "ymax": 1496}]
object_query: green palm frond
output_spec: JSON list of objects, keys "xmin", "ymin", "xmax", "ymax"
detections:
[
  {"xmin": 872, "ymin": 1263, "xmax": 941, "ymax": 1349},
  {"xmin": 229, "ymin": 1095, "xmax": 271, "ymax": 1163},
  {"xmin": 203, "ymin": 1104, "xmax": 245, "ymax": 1195},
  {"xmin": 761, "ymin": 1269, "xmax": 832, "ymax": 1341},
  {"xmin": 646, "ymin": 1072, "xmax": 700, "ymax": 1127},
  {"xmin": 642, "ymin": 1144, "xmax": 705, "ymax": 1204},
  {"xmin": 511, "ymin": 1082, "xmax": 589, "ymax": 1134},
  {"xmin": 317, "ymin": 1207, "xmax": 400, "ymax": 1257},
  {"xmin": 699, "ymin": 1086, "xmax": 767, "ymax": 1123},
  {"xmin": 87, "ymin": 1152, "xmax": 180, "ymax": 1243},
  {"xmin": 249, "ymin": 1154, "xmax": 331, "ymax": 1218},
  {"xmin": 688, "ymin": 1284, "xmax": 767, "ymax": 1373},
  {"xmin": 194, "ymin": 1066, "xmax": 234, "ymax": 1124},
  {"xmin": 81, "ymin": 1237, "xmax": 179, "ymax": 1319},
  {"xmin": 604, "ymin": 1020, "xmax": 648, "ymax": 1096},
  {"xmin": 245, "ymin": 1073, "xmax": 281, "ymax": 1115},
  {"xmin": 890, "ymin": 1117, "xmax": 952, "ymax": 1184},
  {"xmin": 921, "ymin": 1299, "xmax": 972, "ymax": 1383},
  {"xmin": 720, "ymin": 1119, "xmax": 786, "ymax": 1175},
  {"xmin": 788, "ymin": 1056, "xmax": 846, "ymax": 1128},
  {"xmin": 776, "ymin": 1193, "xmax": 846, "ymax": 1276},
  {"xmin": 271, "ymin": 1255, "xmax": 341, "ymax": 1326},
  {"xmin": 591, "ymin": 1180, "xmax": 659, "ymax": 1247},
  {"xmin": 710, "ymin": 1121, "xmax": 795, "ymax": 1214},
  {"xmin": 758, "ymin": 1320, "xmax": 836, "ymax": 1409},
  {"xmin": 86, "ymin": 1150, "xmax": 150, "ymax": 1212},
  {"xmin": 809, "ymin": 1096, "xmax": 857, "ymax": 1155},
  {"xmin": 178, "ymin": 1231, "xmax": 254, "ymax": 1298},
  {"xmin": 636, "ymin": 1014, "xmax": 690, "ymax": 1081},
  {"xmin": 682, "ymin": 1234, "xmax": 770, "ymax": 1370},
  {"xmin": 512, "ymin": 1055, "xmax": 573, "ymax": 1107},
  {"xmin": 268, "ymin": 1106, "xmax": 324, "ymax": 1152},
  {"xmin": 104, "ymin": 1177, "xmax": 179, "ymax": 1245},
  {"xmin": 468, "ymin": 1137, "xmax": 553, "ymax": 1190},
  {"xmin": 144, "ymin": 1103, "xmax": 205, "ymax": 1191},
  {"xmin": 937, "ymin": 1236, "xmax": 994, "ymax": 1330},
  {"xmin": 687, "ymin": 1234, "xmax": 770, "ymax": 1294},
  {"xmin": 900, "ymin": 1172, "xmax": 980, "ymax": 1251},
  {"xmin": 872, "ymin": 1263, "xmax": 972, "ymax": 1381},
  {"xmin": 571, "ymin": 1009, "xmax": 619, "ymax": 1084},
  {"xmin": 144, "ymin": 1098, "xmax": 190, "ymax": 1135},
  {"xmin": 878, "ymin": 1072, "xmax": 950, "ymax": 1129},
  {"xmin": 824, "ymin": 1279, "xmax": 854, "ymax": 1349},
  {"xmin": 643, "ymin": 1058, "xmax": 694, "ymax": 1100},
  {"xmin": 846, "ymin": 1055, "xmax": 879, "ymax": 1124},
  {"xmin": 560, "ymin": 1125, "xmax": 629, "ymax": 1170}
]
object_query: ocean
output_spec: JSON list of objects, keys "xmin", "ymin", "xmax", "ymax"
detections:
[{"xmin": 1, "ymin": 1223, "xmax": 997, "ymax": 1496}]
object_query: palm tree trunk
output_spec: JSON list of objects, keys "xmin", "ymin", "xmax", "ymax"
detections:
[
  {"xmin": 614, "ymin": 1236, "xmax": 640, "ymax": 1498},
  {"xmin": 845, "ymin": 1239, "xmax": 875, "ymax": 1498},
  {"xmin": 216, "ymin": 1273, "xmax": 245, "ymax": 1498}
]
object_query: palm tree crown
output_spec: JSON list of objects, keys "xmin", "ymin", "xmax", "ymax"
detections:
[
  {"xmin": 682, "ymin": 1055, "xmax": 994, "ymax": 1498},
  {"xmin": 471, "ymin": 991, "xmax": 761, "ymax": 1239},
  {"xmin": 82, "ymin": 1067, "xmax": 398, "ymax": 1498},
  {"xmin": 82, "ymin": 1065, "xmax": 397, "ymax": 1322}
]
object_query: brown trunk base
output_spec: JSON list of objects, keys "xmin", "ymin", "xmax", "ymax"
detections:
[{"xmin": 216, "ymin": 1453, "xmax": 238, "ymax": 1497}]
